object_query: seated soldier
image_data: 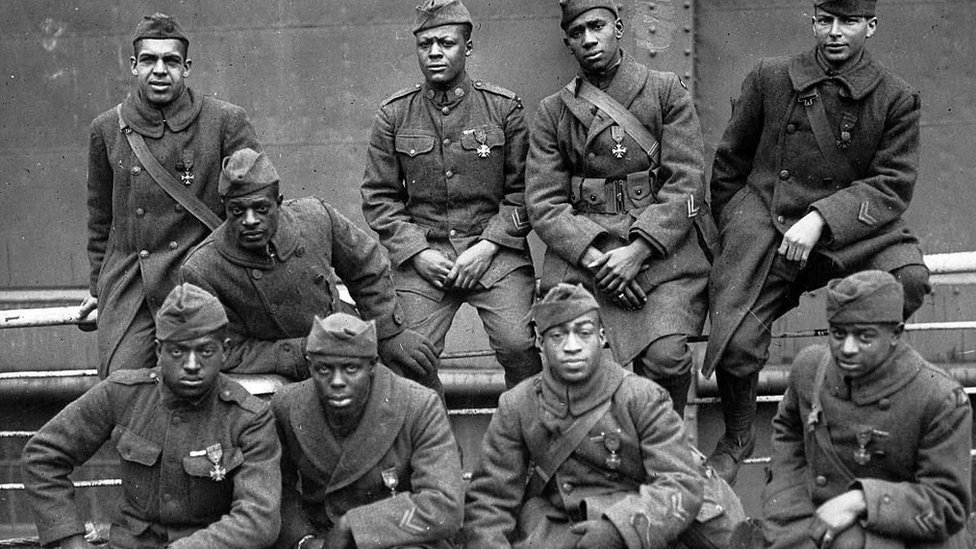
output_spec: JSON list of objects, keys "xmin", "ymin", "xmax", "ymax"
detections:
[
  {"xmin": 763, "ymin": 270, "xmax": 973, "ymax": 549},
  {"xmin": 180, "ymin": 148, "xmax": 437, "ymax": 384},
  {"xmin": 462, "ymin": 283, "xmax": 743, "ymax": 549},
  {"xmin": 22, "ymin": 283, "xmax": 281, "ymax": 549},
  {"xmin": 272, "ymin": 313, "xmax": 464, "ymax": 549}
]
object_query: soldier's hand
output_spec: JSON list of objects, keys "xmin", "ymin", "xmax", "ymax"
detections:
[
  {"xmin": 323, "ymin": 515, "xmax": 355, "ymax": 549},
  {"xmin": 78, "ymin": 294, "xmax": 98, "ymax": 332},
  {"xmin": 815, "ymin": 489, "xmax": 867, "ymax": 537},
  {"xmin": 778, "ymin": 211, "xmax": 825, "ymax": 266},
  {"xmin": 377, "ymin": 329, "xmax": 438, "ymax": 380},
  {"xmin": 588, "ymin": 240, "xmax": 653, "ymax": 294},
  {"xmin": 569, "ymin": 519, "xmax": 625, "ymax": 549},
  {"xmin": 445, "ymin": 240, "xmax": 499, "ymax": 289},
  {"xmin": 606, "ymin": 279, "xmax": 647, "ymax": 310},
  {"xmin": 412, "ymin": 249, "xmax": 454, "ymax": 289}
]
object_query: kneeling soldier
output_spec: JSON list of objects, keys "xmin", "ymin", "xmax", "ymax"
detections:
[{"xmin": 462, "ymin": 283, "xmax": 743, "ymax": 549}]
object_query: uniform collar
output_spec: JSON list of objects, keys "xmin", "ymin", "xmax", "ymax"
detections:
[
  {"xmin": 826, "ymin": 342, "xmax": 921, "ymax": 405},
  {"xmin": 788, "ymin": 47, "xmax": 883, "ymax": 100},
  {"xmin": 540, "ymin": 355, "xmax": 625, "ymax": 419},
  {"xmin": 213, "ymin": 205, "xmax": 300, "ymax": 270},
  {"xmin": 422, "ymin": 73, "xmax": 471, "ymax": 109},
  {"xmin": 579, "ymin": 49, "xmax": 624, "ymax": 91},
  {"xmin": 120, "ymin": 86, "xmax": 203, "ymax": 138}
]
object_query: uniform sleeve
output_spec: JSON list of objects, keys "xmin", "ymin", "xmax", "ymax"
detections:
[
  {"xmin": 461, "ymin": 390, "xmax": 530, "ymax": 549},
  {"xmin": 810, "ymin": 89, "xmax": 920, "ymax": 247},
  {"xmin": 86, "ymin": 121, "xmax": 113, "ymax": 296},
  {"xmin": 480, "ymin": 98, "xmax": 531, "ymax": 250},
  {"xmin": 857, "ymin": 386, "xmax": 972, "ymax": 541},
  {"xmin": 602, "ymin": 382, "xmax": 703, "ymax": 549},
  {"xmin": 627, "ymin": 73, "xmax": 705, "ymax": 257},
  {"xmin": 22, "ymin": 382, "xmax": 117, "ymax": 546},
  {"xmin": 361, "ymin": 105, "xmax": 433, "ymax": 267},
  {"xmin": 525, "ymin": 100, "xmax": 610, "ymax": 266},
  {"xmin": 710, "ymin": 61, "xmax": 764, "ymax": 220},
  {"xmin": 345, "ymin": 391, "xmax": 464, "ymax": 549},
  {"xmin": 170, "ymin": 403, "xmax": 282, "ymax": 549},
  {"xmin": 271, "ymin": 394, "xmax": 317, "ymax": 549}
]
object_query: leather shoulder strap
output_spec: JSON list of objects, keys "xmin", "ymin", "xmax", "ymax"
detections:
[
  {"xmin": 527, "ymin": 397, "xmax": 613, "ymax": 494},
  {"xmin": 807, "ymin": 351, "xmax": 856, "ymax": 482},
  {"xmin": 116, "ymin": 104, "xmax": 222, "ymax": 231},
  {"xmin": 799, "ymin": 89, "xmax": 859, "ymax": 183},
  {"xmin": 574, "ymin": 79, "xmax": 660, "ymax": 164}
]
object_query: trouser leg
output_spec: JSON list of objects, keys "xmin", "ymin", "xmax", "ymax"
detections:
[
  {"xmin": 636, "ymin": 334, "xmax": 693, "ymax": 417},
  {"xmin": 393, "ymin": 289, "xmax": 462, "ymax": 396},
  {"xmin": 102, "ymin": 300, "xmax": 157, "ymax": 378}
]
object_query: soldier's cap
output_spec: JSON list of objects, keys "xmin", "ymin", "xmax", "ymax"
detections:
[
  {"xmin": 814, "ymin": 0, "xmax": 877, "ymax": 17},
  {"xmin": 559, "ymin": 0, "xmax": 620, "ymax": 30},
  {"xmin": 218, "ymin": 148, "xmax": 279, "ymax": 200},
  {"xmin": 413, "ymin": 0, "xmax": 472, "ymax": 34},
  {"xmin": 826, "ymin": 270, "xmax": 903, "ymax": 325},
  {"xmin": 306, "ymin": 313, "xmax": 378, "ymax": 359},
  {"xmin": 132, "ymin": 13, "xmax": 189, "ymax": 48},
  {"xmin": 532, "ymin": 283, "xmax": 600, "ymax": 335},
  {"xmin": 156, "ymin": 283, "xmax": 228, "ymax": 342}
]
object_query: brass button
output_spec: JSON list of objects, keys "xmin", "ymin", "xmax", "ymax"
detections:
[
  {"xmin": 561, "ymin": 482, "xmax": 573, "ymax": 493},
  {"xmin": 445, "ymin": 170, "xmax": 454, "ymax": 178},
  {"xmin": 139, "ymin": 250, "xmax": 149, "ymax": 259},
  {"xmin": 779, "ymin": 170, "xmax": 790, "ymax": 180},
  {"xmin": 168, "ymin": 241, "xmax": 178, "ymax": 250},
  {"xmin": 441, "ymin": 106, "xmax": 450, "ymax": 115},
  {"xmin": 443, "ymin": 138, "xmax": 450, "ymax": 146},
  {"xmin": 282, "ymin": 343, "xmax": 292, "ymax": 353},
  {"xmin": 251, "ymin": 269, "xmax": 263, "ymax": 280},
  {"xmin": 135, "ymin": 208, "xmax": 145, "ymax": 217},
  {"xmin": 296, "ymin": 247, "xmax": 305, "ymax": 257},
  {"xmin": 587, "ymin": 152, "xmax": 596, "ymax": 160},
  {"xmin": 449, "ymin": 229, "xmax": 457, "ymax": 237},
  {"xmin": 314, "ymin": 273, "xmax": 326, "ymax": 285},
  {"xmin": 815, "ymin": 475, "xmax": 827, "ymax": 486},
  {"xmin": 174, "ymin": 204, "xmax": 183, "ymax": 212},
  {"xmin": 777, "ymin": 215, "xmax": 785, "ymax": 223},
  {"xmin": 149, "ymin": 372, "xmax": 158, "ymax": 380},
  {"xmin": 130, "ymin": 166, "xmax": 142, "ymax": 176},
  {"xmin": 879, "ymin": 398, "xmax": 891, "ymax": 410},
  {"xmin": 786, "ymin": 123, "xmax": 797, "ymax": 133},
  {"xmin": 172, "ymin": 416, "xmax": 181, "ymax": 425}
]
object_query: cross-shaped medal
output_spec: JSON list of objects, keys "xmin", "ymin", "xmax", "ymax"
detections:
[
  {"xmin": 476, "ymin": 144, "xmax": 491, "ymax": 158},
  {"xmin": 181, "ymin": 169, "xmax": 195, "ymax": 186}
]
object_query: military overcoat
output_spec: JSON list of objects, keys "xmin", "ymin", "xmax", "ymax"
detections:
[
  {"xmin": 272, "ymin": 364, "xmax": 464, "ymax": 549},
  {"xmin": 525, "ymin": 56, "xmax": 709, "ymax": 365},
  {"xmin": 22, "ymin": 368, "xmax": 281, "ymax": 549},
  {"xmin": 764, "ymin": 344, "xmax": 972, "ymax": 549},
  {"xmin": 180, "ymin": 198, "xmax": 406, "ymax": 379}
]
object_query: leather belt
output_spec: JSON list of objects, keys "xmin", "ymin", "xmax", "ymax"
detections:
[{"xmin": 570, "ymin": 171, "xmax": 652, "ymax": 215}]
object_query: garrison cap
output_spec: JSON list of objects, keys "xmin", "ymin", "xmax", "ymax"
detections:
[
  {"xmin": 156, "ymin": 283, "xmax": 227, "ymax": 342},
  {"xmin": 306, "ymin": 313, "xmax": 378, "ymax": 359},
  {"xmin": 132, "ymin": 13, "xmax": 189, "ymax": 48},
  {"xmin": 815, "ymin": 0, "xmax": 877, "ymax": 17},
  {"xmin": 413, "ymin": 0, "xmax": 472, "ymax": 34},
  {"xmin": 826, "ymin": 270, "xmax": 903, "ymax": 325},
  {"xmin": 559, "ymin": 0, "xmax": 620, "ymax": 30},
  {"xmin": 532, "ymin": 283, "xmax": 600, "ymax": 335},
  {"xmin": 218, "ymin": 148, "xmax": 279, "ymax": 200}
]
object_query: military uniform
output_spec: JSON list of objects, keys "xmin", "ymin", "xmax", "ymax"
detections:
[
  {"xmin": 22, "ymin": 368, "xmax": 281, "ymax": 549},
  {"xmin": 87, "ymin": 87, "xmax": 259, "ymax": 376},
  {"xmin": 180, "ymin": 197, "xmax": 406, "ymax": 379},
  {"xmin": 272, "ymin": 363, "xmax": 464, "ymax": 549},
  {"xmin": 764, "ymin": 343, "xmax": 972, "ymax": 549}
]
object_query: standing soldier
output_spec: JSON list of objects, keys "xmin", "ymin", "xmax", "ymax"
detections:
[
  {"xmin": 525, "ymin": 0, "xmax": 713, "ymax": 414},
  {"xmin": 80, "ymin": 13, "xmax": 261, "ymax": 377},
  {"xmin": 704, "ymin": 0, "xmax": 930, "ymax": 483},
  {"xmin": 361, "ymin": 0, "xmax": 542, "ymax": 391}
]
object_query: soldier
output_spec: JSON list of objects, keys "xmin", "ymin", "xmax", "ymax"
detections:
[
  {"xmin": 524, "ymin": 0, "xmax": 713, "ymax": 415},
  {"xmin": 762, "ymin": 271, "xmax": 972, "ymax": 549},
  {"xmin": 23, "ymin": 283, "xmax": 281, "ymax": 549},
  {"xmin": 272, "ymin": 313, "xmax": 464, "ymax": 549},
  {"xmin": 704, "ymin": 0, "xmax": 930, "ymax": 484},
  {"xmin": 361, "ymin": 0, "xmax": 542, "ymax": 390},
  {"xmin": 180, "ymin": 148, "xmax": 436, "ymax": 382},
  {"xmin": 79, "ymin": 13, "xmax": 261, "ymax": 378},
  {"xmin": 462, "ymin": 283, "xmax": 743, "ymax": 549}
]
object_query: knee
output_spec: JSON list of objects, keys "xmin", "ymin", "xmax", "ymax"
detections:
[
  {"xmin": 891, "ymin": 265, "xmax": 930, "ymax": 319},
  {"xmin": 830, "ymin": 525, "xmax": 867, "ymax": 549},
  {"xmin": 722, "ymin": 327, "xmax": 770, "ymax": 371},
  {"xmin": 641, "ymin": 335, "xmax": 692, "ymax": 378}
]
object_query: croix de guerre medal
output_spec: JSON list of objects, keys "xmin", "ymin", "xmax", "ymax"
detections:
[
  {"xmin": 610, "ymin": 126, "xmax": 627, "ymax": 159},
  {"xmin": 381, "ymin": 466, "xmax": 399, "ymax": 497},
  {"xmin": 603, "ymin": 430, "xmax": 622, "ymax": 471},
  {"xmin": 206, "ymin": 443, "xmax": 226, "ymax": 482},
  {"xmin": 474, "ymin": 127, "xmax": 491, "ymax": 158},
  {"xmin": 179, "ymin": 149, "xmax": 195, "ymax": 186}
]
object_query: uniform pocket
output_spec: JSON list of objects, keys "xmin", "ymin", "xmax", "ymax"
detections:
[
  {"xmin": 394, "ymin": 134, "xmax": 435, "ymax": 157},
  {"xmin": 114, "ymin": 427, "xmax": 162, "ymax": 515},
  {"xmin": 182, "ymin": 446, "xmax": 244, "ymax": 478},
  {"xmin": 116, "ymin": 427, "xmax": 161, "ymax": 466},
  {"xmin": 460, "ymin": 124, "xmax": 506, "ymax": 154},
  {"xmin": 181, "ymin": 446, "xmax": 244, "ymax": 519}
]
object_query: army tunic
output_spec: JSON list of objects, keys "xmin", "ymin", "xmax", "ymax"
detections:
[
  {"xmin": 764, "ymin": 344, "xmax": 972, "ymax": 549},
  {"xmin": 87, "ymin": 88, "xmax": 260, "ymax": 376},
  {"xmin": 525, "ymin": 56, "xmax": 710, "ymax": 365},
  {"xmin": 272, "ymin": 364, "xmax": 464, "ymax": 549},
  {"xmin": 705, "ymin": 49, "xmax": 925, "ymax": 377},
  {"xmin": 22, "ymin": 368, "xmax": 281, "ymax": 549},
  {"xmin": 180, "ymin": 198, "xmax": 406, "ymax": 380}
]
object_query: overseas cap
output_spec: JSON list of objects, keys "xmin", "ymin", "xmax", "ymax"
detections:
[
  {"xmin": 156, "ymin": 283, "xmax": 227, "ymax": 342},
  {"xmin": 306, "ymin": 313, "xmax": 378, "ymax": 359},
  {"xmin": 532, "ymin": 283, "xmax": 600, "ymax": 335},
  {"xmin": 815, "ymin": 0, "xmax": 877, "ymax": 17},
  {"xmin": 132, "ymin": 13, "xmax": 189, "ymax": 48},
  {"xmin": 826, "ymin": 270, "xmax": 903, "ymax": 325},
  {"xmin": 218, "ymin": 148, "xmax": 279, "ymax": 200},
  {"xmin": 413, "ymin": 0, "xmax": 472, "ymax": 34},
  {"xmin": 559, "ymin": 0, "xmax": 619, "ymax": 30}
]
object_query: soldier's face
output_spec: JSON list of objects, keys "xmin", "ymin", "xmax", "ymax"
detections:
[
  {"xmin": 156, "ymin": 333, "xmax": 226, "ymax": 400},
  {"xmin": 812, "ymin": 9, "xmax": 877, "ymax": 68},
  {"xmin": 540, "ymin": 312, "xmax": 606, "ymax": 384},
  {"xmin": 224, "ymin": 187, "xmax": 282, "ymax": 252},
  {"xmin": 130, "ymin": 38, "xmax": 191, "ymax": 107},
  {"xmin": 309, "ymin": 356, "xmax": 376, "ymax": 414},
  {"xmin": 828, "ymin": 322, "xmax": 902, "ymax": 377},
  {"xmin": 416, "ymin": 24, "xmax": 472, "ymax": 89},
  {"xmin": 563, "ymin": 9, "xmax": 623, "ymax": 74}
]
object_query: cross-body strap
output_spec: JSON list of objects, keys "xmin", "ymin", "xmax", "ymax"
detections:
[
  {"xmin": 573, "ymin": 79, "xmax": 661, "ymax": 166},
  {"xmin": 799, "ymin": 89, "xmax": 859, "ymax": 184},
  {"xmin": 116, "ymin": 104, "xmax": 222, "ymax": 231},
  {"xmin": 806, "ymin": 350, "xmax": 856, "ymax": 482}
]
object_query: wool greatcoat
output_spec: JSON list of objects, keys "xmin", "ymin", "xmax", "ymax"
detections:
[
  {"xmin": 764, "ymin": 343, "xmax": 972, "ymax": 549},
  {"xmin": 704, "ymin": 49, "xmax": 925, "ymax": 377},
  {"xmin": 87, "ymin": 87, "xmax": 259, "ymax": 376},
  {"xmin": 525, "ymin": 56, "xmax": 710, "ymax": 366},
  {"xmin": 22, "ymin": 368, "xmax": 281, "ymax": 549},
  {"xmin": 180, "ymin": 198, "xmax": 406, "ymax": 380},
  {"xmin": 272, "ymin": 364, "xmax": 464, "ymax": 549}
]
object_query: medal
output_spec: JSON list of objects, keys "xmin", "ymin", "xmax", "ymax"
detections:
[
  {"xmin": 852, "ymin": 426, "xmax": 889, "ymax": 466},
  {"xmin": 610, "ymin": 126, "xmax": 627, "ymax": 159},
  {"xmin": 381, "ymin": 466, "xmax": 399, "ymax": 497},
  {"xmin": 179, "ymin": 149, "xmax": 195, "ymax": 186},
  {"xmin": 206, "ymin": 443, "xmax": 226, "ymax": 482},
  {"xmin": 474, "ymin": 127, "xmax": 491, "ymax": 158},
  {"xmin": 603, "ymin": 430, "xmax": 622, "ymax": 471}
]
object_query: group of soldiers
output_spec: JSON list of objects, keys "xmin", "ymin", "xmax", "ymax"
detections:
[{"xmin": 19, "ymin": 0, "xmax": 974, "ymax": 548}]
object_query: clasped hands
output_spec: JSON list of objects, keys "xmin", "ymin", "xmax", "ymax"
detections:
[
  {"xmin": 412, "ymin": 240, "xmax": 499, "ymax": 291},
  {"xmin": 581, "ymin": 240, "xmax": 652, "ymax": 310}
]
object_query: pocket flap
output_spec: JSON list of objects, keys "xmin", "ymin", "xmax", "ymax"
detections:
[
  {"xmin": 626, "ymin": 172, "xmax": 652, "ymax": 202},
  {"xmin": 394, "ymin": 134, "xmax": 435, "ymax": 157},
  {"xmin": 116, "ymin": 427, "xmax": 162, "ymax": 467},
  {"xmin": 579, "ymin": 178, "xmax": 606, "ymax": 205},
  {"xmin": 182, "ymin": 447, "xmax": 244, "ymax": 478},
  {"xmin": 460, "ymin": 125, "xmax": 506, "ymax": 151}
]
